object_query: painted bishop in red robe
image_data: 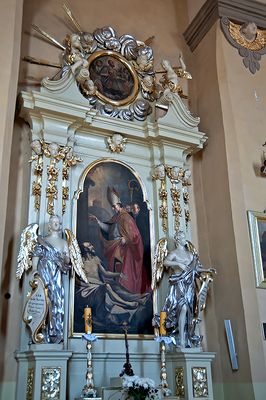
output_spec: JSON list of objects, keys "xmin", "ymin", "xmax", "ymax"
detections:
[{"xmin": 90, "ymin": 187, "xmax": 150, "ymax": 294}]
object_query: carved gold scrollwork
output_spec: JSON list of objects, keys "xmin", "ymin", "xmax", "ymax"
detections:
[
  {"xmin": 182, "ymin": 169, "xmax": 191, "ymax": 229},
  {"xmin": 32, "ymin": 181, "xmax": 42, "ymax": 211},
  {"xmin": 153, "ymin": 165, "xmax": 192, "ymax": 233},
  {"xmin": 41, "ymin": 367, "xmax": 61, "ymax": 400},
  {"xmin": 175, "ymin": 367, "xmax": 185, "ymax": 398},
  {"xmin": 29, "ymin": 139, "xmax": 44, "ymax": 211},
  {"xmin": 192, "ymin": 367, "xmax": 208, "ymax": 398},
  {"xmin": 44, "ymin": 142, "xmax": 62, "ymax": 216},
  {"xmin": 166, "ymin": 165, "xmax": 183, "ymax": 233},
  {"xmin": 62, "ymin": 187, "xmax": 69, "ymax": 214},
  {"xmin": 46, "ymin": 180, "xmax": 58, "ymax": 216},
  {"xmin": 159, "ymin": 187, "xmax": 167, "ymax": 201},
  {"xmin": 185, "ymin": 209, "xmax": 191, "ymax": 226},
  {"xmin": 159, "ymin": 204, "xmax": 168, "ymax": 232},
  {"xmin": 153, "ymin": 164, "xmax": 168, "ymax": 232},
  {"xmin": 26, "ymin": 368, "xmax": 34, "ymax": 400},
  {"xmin": 183, "ymin": 190, "xmax": 189, "ymax": 204},
  {"xmin": 61, "ymin": 147, "xmax": 82, "ymax": 214},
  {"xmin": 29, "ymin": 140, "xmax": 82, "ymax": 216},
  {"xmin": 170, "ymin": 187, "xmax": 182, "ymax": 230}
]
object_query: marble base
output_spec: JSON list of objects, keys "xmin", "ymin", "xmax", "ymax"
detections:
[
  {"xmin": 170, "ymin": 351, "xmax": 215, "ymax": 400},
  {"xmin": 75, "ymin": 397, "xmax": 102, "ymax": 400},
  {"xmin": 109, "ymin": 377, "xmax": 123, "ymax": 386},
  {"xmin": 100, "ymin": 387, "xmax": 122, "ymax": 400},
  {"xmin": 29, "ymin": 343, "xmax": 64, "ymax": 351},
  {"xmin": 175, "ymin": 346, "xmax": 203, "ymax": 353},
  {"xmin": 164, "ymin": 397, "xmax": 181, "ymax": 400},
  {"xmin": 15, "ymin": 348, "xmax": 72, "ymax": 400}
]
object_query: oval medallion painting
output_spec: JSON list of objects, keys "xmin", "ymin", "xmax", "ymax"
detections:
[
  {"xmin": 73, "ymin": 160, "xmax": 153, "ymax": 337},
  {"xmin": 88, "ymin": 51, "xmax": 139, "ymax": 106}
]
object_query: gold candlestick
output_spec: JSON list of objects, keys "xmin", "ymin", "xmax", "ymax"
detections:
[
  {"xmin": 78, "ymin": 334, "xmax": 100, "ymax": 399},
  {"xmin": 159, "ymin": 340, "xmax": 171, "ymax": 397},
  {"xmin": 83, "ymin": 340, "xmax": 96, "ymax": 397},
  {"xmin": 75, "ymin": 307, "xmax": 102, "ymax": 400}
]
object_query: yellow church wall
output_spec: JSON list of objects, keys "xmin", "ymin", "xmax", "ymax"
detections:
[
  {"xmin": 0, "ymin": 0, "xmax": 23, "ymax": 278},
  {"xmin": 186, "ymin": 0, "xmax": 206, "ymax": 24},
  {"xmin": 19, "ymin": 0, "xmax": 189, "ymax": 88},
  {"xmin": 217, "ymin": 25, "xmax": 266, "ymax": 399},
  {"xmin": 187, "ymin": 17, "xmax": 266, "ymax": 399},
  {"xmin": 0, "ymin": 1, "xmax": 25, "ymax": 399},
  {"xmin": 187, "ymin": 22, "xmax": 255, "ymax": 400}
]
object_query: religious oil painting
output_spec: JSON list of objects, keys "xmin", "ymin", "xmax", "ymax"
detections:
[
  {"xmin": 88, "ymin": 51, "xmax": 138, "ymax": 106},
  {"xmin": 247, "ymin": 210, "xmax": 266, "ymax": 288},
  {"xmin": 72, "ymin": 160, "xmax": 153, "ymax": 337}
]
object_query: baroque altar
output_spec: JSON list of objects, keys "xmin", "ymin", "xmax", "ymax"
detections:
[{"xmin": 15, "ymin": 17, "xmax": 215, "ymax": 400}]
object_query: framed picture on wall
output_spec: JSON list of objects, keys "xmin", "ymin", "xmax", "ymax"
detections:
[
  {"xmin": 247, "ymin": 210, "xmax": 266, "ymax": 288},
  {"xmin": 69, "ymin": 159, "xmax": 154, "ymax": 337}
]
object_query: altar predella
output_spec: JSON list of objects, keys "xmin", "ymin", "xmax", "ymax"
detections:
[{"xmin": 15, "ymin": 4, "xmax": 216, "ymax": 400}]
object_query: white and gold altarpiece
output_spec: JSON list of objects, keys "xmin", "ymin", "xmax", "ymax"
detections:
[{"xmin": 15, "ymin": 22, "xmax": 215, "ymax": 400}]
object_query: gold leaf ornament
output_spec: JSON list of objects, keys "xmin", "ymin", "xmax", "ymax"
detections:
[{"xmin": 228, "ymin": 20, "xmax": 266, "ymax": 51}]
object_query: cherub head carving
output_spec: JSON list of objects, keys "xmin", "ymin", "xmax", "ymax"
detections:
[
  {"xmin": 153, "ymin": 164, "xmax": 166, "ymax": 180},
  {"xmin": 48, "ymin": 142, "xmax": 59, "ymax": 158},
  {"xmin": 240, "ymin": 22, "xmax": 257, "ymax": 42},
  {"xmin": 31, "ymin": 139, "xmax": 42, "ymax": 155}
]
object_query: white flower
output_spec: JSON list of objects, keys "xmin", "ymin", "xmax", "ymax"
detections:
[
  {"xmin": 143, "ymin": 383, "xmax": 148, "ymax": 389},
  {"xmin": 122, "ymin": 375, "xmax": 159, "ymax": 400},
  {"xmin": 145, "ymin": 378, "xmax": 156, "ymax": 388}
]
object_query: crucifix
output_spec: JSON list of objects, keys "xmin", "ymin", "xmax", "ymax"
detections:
[{"xmin": 119, "ymin": 322, "xmax": 134, "ymax": 377}]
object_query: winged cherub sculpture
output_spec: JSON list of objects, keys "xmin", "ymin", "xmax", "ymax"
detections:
[
  {"xmin": 152, "ymin": 231, "xmax": 216, "ymax": 348},
  {"xmin": 16, "ymin": 215, "xmax": 87, "ymax": 343},
  {"xmin": 221, "ymin": 18, "xmax": 266, "ymax": 74}
]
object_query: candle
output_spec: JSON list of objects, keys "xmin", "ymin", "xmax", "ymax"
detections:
[
  {"xmin": 84, "ymin": 306, "xmax": 92, "ymax": 334},
  {"xmin": 160, "ymin": 311, "xmax": 167, "ymax": 336}
]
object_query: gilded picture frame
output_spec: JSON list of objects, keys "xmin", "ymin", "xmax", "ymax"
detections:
[
  {"xmin": 69, "ymin": 159, "xmax": 154, "ymax": 338},
  {"xmin": 247, "ymin": 210, "xmax": 266, "ymax": 288},
  {"xmin": 87, "ymin": 50, "xmax": 139, "ymax": 106}
]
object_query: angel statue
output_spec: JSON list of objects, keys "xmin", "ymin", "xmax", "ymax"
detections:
[
  {"xmin": 160, "ymin": 59, "xmax": 180, "ymax": 94},
  {"xmin": 152, "ymin": 231, "xmax": 216, "ymax": 348},
  {"xmin": 16, "ymin": 215, "xmax": 87, "ymax": 344}
]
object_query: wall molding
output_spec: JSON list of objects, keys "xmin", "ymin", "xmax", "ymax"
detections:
[{"xmin": 184, "ymin": 0, "xmax": 266, "ymax": 51}]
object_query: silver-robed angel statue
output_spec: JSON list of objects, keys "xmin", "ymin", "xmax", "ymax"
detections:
[
  {"xmin": 16, "ymin": 215, "xmax": 87, "ymax": 344},
  {"xmin": 152, "ymin": 231, "xmax": 216, "ymax": 348}
]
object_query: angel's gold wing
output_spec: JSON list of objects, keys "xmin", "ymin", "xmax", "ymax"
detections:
[
  {"xmin": 65, "ymin": 229, "xmax": 88, "ymax": 283},
  {"xmin": 151, "ymin": 238, "xmax": 168, "ymax": 289},
  {"xmin": 196, "ymin": 273, "xmax": 214, "ymax": 314},
  {"xmin": 228, "ymin": 20, "xmax": 266, "ymax": 51},
  {"xmin": 173, "ymin": 67, "xmax": 192, "ymax": 80},
  {"xmin": 186, "ymin": 240, "xmax": 197, "ymax": 255},
  {"xmin": 16, "ymin": 223, "xmax": 39, "ymax": 280}
]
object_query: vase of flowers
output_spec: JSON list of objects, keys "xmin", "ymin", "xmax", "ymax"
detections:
[{"xmin": 122, "ymin": 375, "xmax": 159, "ymax": 400}]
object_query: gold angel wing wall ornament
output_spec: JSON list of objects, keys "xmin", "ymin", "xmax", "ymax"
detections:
[
  {"xmin": 228, "ymin": 20, "xmax": 266, "ymax": 51},
  {"xmin": 152, "ymin": 238, "xmax": 168, "ymax": 289},
  {"xmin": 16, "ymin": 223, "xmax": 39, "ymax": 280},
  {"xmin": 220, "ymin": 17, "xmax": 266, "ymax": 74},
  {"xmin": 65, "ymin": 229, "xmax": 88, "ymax": 283}
]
